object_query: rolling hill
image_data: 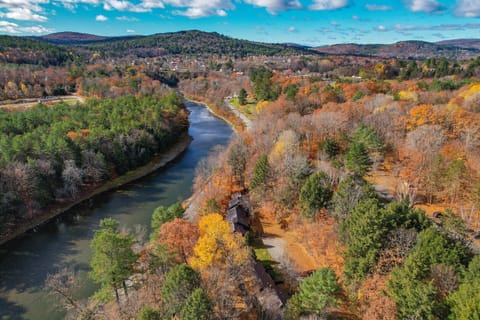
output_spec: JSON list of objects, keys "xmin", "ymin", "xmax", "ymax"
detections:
[
  {"xmin": 34, "ymin": 30, "xmax": 310, "ymax": 57},
  {"xmin": 313, "ymin": 40, "xmax": 480, "ymax": 60}
]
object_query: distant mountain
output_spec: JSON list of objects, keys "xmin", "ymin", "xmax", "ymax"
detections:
[
  {"xmin": 436, "ymin": 39, "xmax": 480, "ymax": 50},
  {"xmin": 0, "ymin": 35, "xmax": 73, "ymax": 66},
  {"xmin": 35, "ymin": 31, "xmax": 142, "ymax": 45},
  {"xmin": 70, "ymin": 30, "xmax": 310, "ymax": 57},
  {"xmin": 313, "ymin": 40, "xmax": 480, "ymax": 60}
]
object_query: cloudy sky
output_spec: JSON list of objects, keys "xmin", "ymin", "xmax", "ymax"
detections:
[{"xmin": 0, "ymin": 0, "xmax": 479, "ymax": 45}]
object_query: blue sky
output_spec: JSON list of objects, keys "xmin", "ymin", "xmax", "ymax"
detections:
[{"xmin": 0, "ymin": 0, "xmax": 479, "ymax": 45}]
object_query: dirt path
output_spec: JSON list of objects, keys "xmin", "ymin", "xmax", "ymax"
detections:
[
  {"xmin": 0, "ymin": 95, "xmax": 84, "ymax": 110},
  {"xmin": 260, "ymin": 211, "xmax": 318, "ymax": 274},
  {"xmin": 224, "ymin": 98, "xmax": 253, "ymax": 130}
]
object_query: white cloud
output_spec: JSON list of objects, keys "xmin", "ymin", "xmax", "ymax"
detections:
[
  {"xmin": 5, "ymin": 7, "xmax": 47, "ymax": 21},
  {"xmin": 352, "ymin": 15, "xmax": 359, "ymax": 20},
  {"xmin": 244, "ymin": 0, "xmax": 301, "ymax": 13},
  {"xmin": 0, "ymin": 0, "xmax": 49, "ymax": 21},
  {"xmin": 288, "ymin": 26, "xmax": 296, "ymax": 32},
  {"xmin": 310, "ymin": 0, "xmax": 349, "ymax": 10},
  {"xmin": 96, "ymin": 14, "xmax": 108, "ymax": 21},
  {"xmin": 365, "ymin": 4, "xmax": 392, "ymax": 11},
  {"xmin": 0, "ymin": 20, "xmax": 52, "ymax": 33},
  {"xmin": 376, "ymin": 25, "xmax": 388, "ymax": 31},
  {"xmin": 126, "ymin": 28, "xmax": 135, "ymax": 32},
  {"xmin": 456, "ymin": 0, "xmax": 480, "ymax": 17},
  {"xmin": 404, "ymin": 0, "xmax": 440, "ymax": 13},
  {"xmin": 166, "ymin": 0, "xmax": 235, "ymax": 18},
  {"xmin": 59, "ymin": 0, "xmax": 150, "ymax": 12},
  {"xmin": 116, "ymin": 15, "xmax": 139, "ymax": 21}
]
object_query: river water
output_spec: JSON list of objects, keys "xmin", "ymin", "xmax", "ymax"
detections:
[{"xmin": 0, "ymin": 100, "xmax": 233, "ymax": 320}]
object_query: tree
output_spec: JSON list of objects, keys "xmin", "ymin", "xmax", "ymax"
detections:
[
  {"xmin": 299, "ymin": 171, "xmax": 333, "ymax": 219},
  {"xmin": 342, "ymin": 199, "xmax": 387, "ymax": 281},
  {"xmin": 351, "ymin": 125, "xmax": 384, "ymax": 153},
  {"xmin": 249, "ymin": 154, "xmax": 270, "ymax": 190},
  {"xmin": 190, "ymin": 213, "xmax": 249, "ymax": 270},
  {"xmin": 238, "ymin": 88, "xmax": 247, "ymax": 105},
  {"xmin": 447, "ymin": 256, "xmax": 480, "ymax": 320},
  {"xmin": 136, "ymin": 305, "xmax": 161, "ymax": 320},
  {"xmin": 161, "ymin": 264, "xmax": 201, "ymax": 316},
  {"xmin": 331, "ymin": 175, "xmax": 376, "ymax": 221},
  {"xmin": 180, "ymin": 288, "xmax": 214, "ymax": 320},
  {"xmin": 344, "ymin": 142, "xmax": 372, "ymax": 176},
  {"xmin": 157, "ymin": 218, "xmax": 199, "ymax": 263},
  {"xmin": 321, "ymin": 137, "xmax": 340, "ymax": 159},
  {"xmin": 151, "ymin": 202, "xmax": 185, "ymax": 232},
  {"xmin": 90, "ymin": 218, "xmax": 139, "ymax": 304},
  {"xmin": 285, "ymin": 268, "xmax": 339, "ymax": 318},
  {"xmin": 228, "ymin": 139, "xmax": 248, "ymax": 187},
  {"xmin": 388, "ymin": 227, "xmax": 472, "ymax": 319}
]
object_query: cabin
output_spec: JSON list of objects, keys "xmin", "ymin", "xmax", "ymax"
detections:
[{"xmin": 226, "ymin": 192, "xmax": 251, "ymax": 235}]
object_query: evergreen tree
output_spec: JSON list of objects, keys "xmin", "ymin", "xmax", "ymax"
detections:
[
  {"xmin": 161, "ymin": 264, "xmax": 201, "ymax": 316},
  {"xmin": 151, "ymin": 202, "xmax": 185, "ymax": 232},
  {"xmin": 321, "ymin": 137, "xmax": 340, "ymax": 160},
  {"xmin": 180, "ymin": 288, "xmax": 214, "ymax": 320},
  {"xmin": 137, "ymin": 305, "xmax": 161, "ymax": 320},
  {"xmin": 447, "ymin": 256, "xmax": 480, "ymax": 320},
  {"xmin": 299, "ymin": 171, "xmax": 333, "ymax": 219},
  {"xmin": 250, "ymin": 154, "xmax": 270, "ymax": 190},
  {"xmin": 331, "ymin": 175, "xmax": 376, "ymax": 221},
  {"xmin": 238, "ymin": 88, "xmax": 247, "ymax": 105},
  {"xmin": 345, "ymin": 142, "xmax": 372, "ymax": 176},
  {"xmin": 90, "ymin": 218, "xmax": 139, "ymax": 304},
  {"xmin": 285, "ymin": 268, "xmax": 339, "ymax": 318},
  {"xmin": 228, "ymin": 140, "xmax": 247, "ymax": 187}
]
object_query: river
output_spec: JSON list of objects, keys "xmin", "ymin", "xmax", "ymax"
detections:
[{"xmin": 0, "ymin": 100, "xmax": 233, "ymax": 320}]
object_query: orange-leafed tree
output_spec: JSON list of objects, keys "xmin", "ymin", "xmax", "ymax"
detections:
[{"xmin": 157, "ymin": 218, "xmax": 199, "ymax": 264}]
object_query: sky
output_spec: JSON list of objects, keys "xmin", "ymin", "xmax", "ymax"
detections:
[{"xmin": 0, "ymin": 0, "xmax": 479, "ymax": 45}]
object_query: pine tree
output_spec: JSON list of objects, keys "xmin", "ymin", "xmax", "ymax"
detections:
[
  {"xmin": 345, "ymin": 142, "xmax": 372, "ymax": 176},
  {"xmin": 299, "ymin": 171, "xmax": 333, "ymax": 219},
  {"xmin": 286, "ymin": 268, "xmax": 339, "ymax": 318},
  {"xmin": 238, "ymin": 88, "xmax": 247, "ymax": 105},
  {"xmin": 180, "ymin": 288, "xmax": 214, "ymax": 320},
  {"xmin": 90, "ymin": 218, "xmax": 139, "ymax": 304},
  {"xmin": 250, "ymin": 154, "xmax": 270, "ymax": 190},
  {"xmin": 161, "ymin": 264, "xmax": 201, "ymax": 316}
]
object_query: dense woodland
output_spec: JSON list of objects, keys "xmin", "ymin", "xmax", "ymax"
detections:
[
  {"xmin": 1, "ymin": 31, "xmax": 480, "ymax": 319},
  {"xmin": 0, "ymin": 93, "xmax": 189, "ymax": 235}
]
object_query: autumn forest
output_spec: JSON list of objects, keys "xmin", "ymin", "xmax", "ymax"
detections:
[{"xmin": 1, "ymin": 31, "xmax": 480, "ymax": 320}]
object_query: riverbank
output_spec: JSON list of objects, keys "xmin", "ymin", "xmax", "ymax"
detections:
[
  {"xmin": 182, "ymin": 93, "xmax": 245, "ymax": 132},
  {"xmin": 0, "ymin": 132, "xmax": 192, "ymax": 246}
]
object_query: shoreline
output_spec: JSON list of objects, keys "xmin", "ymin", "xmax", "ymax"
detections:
[
  {"xmin": 182, "ymin": 94, "xmax": 243, "ymax": 133},
  {"xmin": 0, "ymin": 132, "xmax": 192, "ymax": 246}
]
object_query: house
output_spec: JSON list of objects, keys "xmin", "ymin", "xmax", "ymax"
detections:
[{"xmin": 226, "ymin": 192, "xmax": 250, "ymax": 235}]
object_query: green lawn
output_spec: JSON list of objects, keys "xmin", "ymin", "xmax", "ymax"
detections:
[
  {"xmin": 230, "ymin": 97, "xmax": 256, "ymax": 120},
  {"xmin": 253, "ymin": 241, "xmax": 283, "ymax": 282}
]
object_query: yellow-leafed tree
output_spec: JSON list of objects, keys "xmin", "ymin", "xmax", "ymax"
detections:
[{"xmin": 190, "ymin": 213, "xmax": 249, "ymax": 270}]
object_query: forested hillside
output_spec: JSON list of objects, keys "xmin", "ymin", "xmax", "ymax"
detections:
[{"xmin": 0, "ymin": 93, "xmax": 189, "ymax": 238}]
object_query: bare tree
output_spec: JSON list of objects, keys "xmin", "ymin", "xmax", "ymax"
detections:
[
  {"xmin": 45, "ymin": 268, "xmax": 94, "ymax": 319},
  {"xmin": 61, "ymin": 160, "xmax": 84, "ymax": 198}
]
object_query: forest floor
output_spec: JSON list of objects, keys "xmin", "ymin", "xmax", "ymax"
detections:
[{"xmin": 258, "ymin": 208, "xmax": 318, "ymax": 274}]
